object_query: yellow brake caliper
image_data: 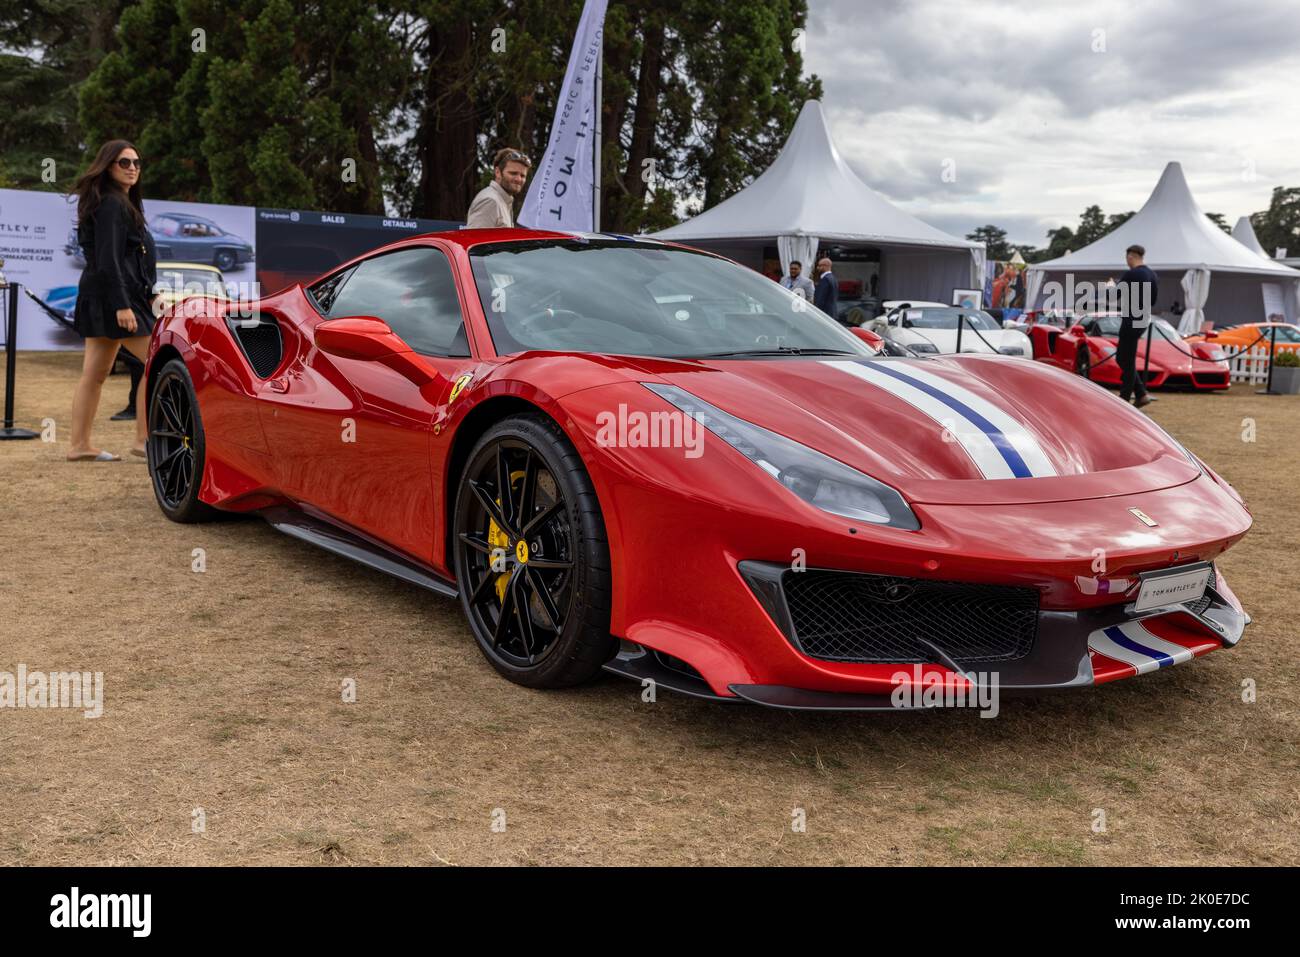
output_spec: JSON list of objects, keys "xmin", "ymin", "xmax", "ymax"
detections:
[{"xmin": 487, "ymin": 469, "xmax": 528, "ymax": 604}]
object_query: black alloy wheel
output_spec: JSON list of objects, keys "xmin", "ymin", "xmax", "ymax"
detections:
[
  {"xmin": 453, "ymin": 414, "xmax": 614, "ymax": 688},
  {"xmin": 148, "ymin": 358, "xmax": 215, "ymax": 523}
]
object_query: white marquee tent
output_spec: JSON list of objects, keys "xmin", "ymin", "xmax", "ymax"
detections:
[
  {"xmin": 1025, "ymin": 162, "xmax": 1300, "ymax": 333},
  {"xmin": 1231, "ymin": 215, "xmax": 1270, "ymax": 259},
  {"xmin": 649, "ymin": 100, "xmax": 984, "ymax": 304}
]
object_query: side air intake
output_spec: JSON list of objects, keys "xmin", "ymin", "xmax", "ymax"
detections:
[{"xmin": 228, "ymin": 317, "xmax": 283, "ymax": 378}]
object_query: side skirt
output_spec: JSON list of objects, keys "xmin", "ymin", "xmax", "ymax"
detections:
[{"xmin": 260, "ymin": 505, "xmax": 459, "ymax": 599}]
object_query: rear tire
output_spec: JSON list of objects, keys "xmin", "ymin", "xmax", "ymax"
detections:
[
  {"xmin": 147, "ymin": 358, "xmax": 217, "ymax": 523},
  {"xmin": 452, "ymin": 414, "xmax": 615, "ymax": 688}
]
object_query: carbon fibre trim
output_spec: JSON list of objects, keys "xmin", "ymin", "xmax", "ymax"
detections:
[{"xmin": 261, "ymin": 506, "xmax": 458, "ymax": 599}]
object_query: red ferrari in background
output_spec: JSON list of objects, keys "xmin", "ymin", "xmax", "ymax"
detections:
[
  {"xmin": 143, "ymin": 230, "xmax": 1252, "ymax": 710},
  {"xmin": 1020, "ymin": 311, "xmax": 1230, "ymax": 390}
]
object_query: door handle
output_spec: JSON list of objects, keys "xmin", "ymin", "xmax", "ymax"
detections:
[{"xmin": 266, "ymin": 377, "xmax": 289, "ymax": 393}]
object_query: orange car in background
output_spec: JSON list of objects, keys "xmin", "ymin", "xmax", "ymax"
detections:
[{"xmin": 1187, "ymin": 322, "xmax": 1300, "ymax": 356}]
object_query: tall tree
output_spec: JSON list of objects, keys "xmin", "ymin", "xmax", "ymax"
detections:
[
  {"xmin": 966, "ymin": 225, "xmax": 1012, "ymax": 261},
  {"xmin": 1251, "ymin": 186, "xmax": 1300, "ymax": 257},
  {"xmin": 80, "ymin": 0, "xmax": 404, "ymax": 211},
  {"xmin": 0, "ymin": 0, "xmax": 125, "ymax": 190},
  {"xmin": 680, "ymin": 0, "xmax": 819, "ymax": 213}
]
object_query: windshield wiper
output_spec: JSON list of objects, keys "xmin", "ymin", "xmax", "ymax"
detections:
[{"xmin": 687, "ymin": 347, "xmax": 859, "ymax": 359}]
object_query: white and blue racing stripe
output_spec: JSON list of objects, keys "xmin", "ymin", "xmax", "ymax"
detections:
[
  {"xmin": 1088, "ymin": 622, "xmax": 1195, "ymax": 675},
  {"xmin": 823, "ymin": 359, "xmax": 1058, "ymax": 480}
]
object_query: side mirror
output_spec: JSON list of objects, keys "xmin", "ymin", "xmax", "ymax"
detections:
[
  {"xmin": 316, "ymin": 315, "xmax": 438, "ymax": 386},
  {"xmin": 1203, "ymin": 330, "xmax": 1219, "ymax": 340},
  {"xmin": 1068, "ymin": 324, "xmax": 1088, "ymax": 337},
  {"xmin": 851, "ymin": 327, "xmax": 884, "ymax": 349}
]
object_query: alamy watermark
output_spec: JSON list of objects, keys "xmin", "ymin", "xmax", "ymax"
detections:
[
  {"xmin": 1039, "ymin": 274, "xmax": 1155, "ymax": 323},
  {"xmin": 595, "ymin": 404, "xmax": 704, "ymax": 459},
  {"xmin": 0, "ymin": 665, "xmax": 103, "ymax": 718},
  {"xmin": 890, "ymin": 665, "xmax": 1000, "ymax": 717}
]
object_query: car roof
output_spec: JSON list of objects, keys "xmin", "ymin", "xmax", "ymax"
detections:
[{"xmin": 408, "ymin": 227, "xmax": 677, "ymax": 252}]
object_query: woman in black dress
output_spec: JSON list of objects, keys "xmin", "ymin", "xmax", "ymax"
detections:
[{"xmin": 67, "ymin": 139, "xmax": 158, "ymax": 461}]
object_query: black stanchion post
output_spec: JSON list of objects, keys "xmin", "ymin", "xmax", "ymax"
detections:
[
  {"xmin": 955, "ymin": 313, "xmax": 964, "ymax": 354},
  {"xmin": 1256, "ymin": 323, "xmax": 1279, "ymax": 395},
  {"xmin": 1142, "ymin": 318, "xmax": 1154, "ymax": 392},
  {"xmin": 1, "ymin": 276, "xmax": 41, "ymax": 440}
]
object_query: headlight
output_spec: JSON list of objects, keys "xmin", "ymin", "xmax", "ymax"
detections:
[
  {"xmin": 1206, "ymin": 347, "xmax": 1226, "ymax": 361},
  {"xmin": 643, "ymin": 383, "xmax": 920, "ymax": 530},
  {"xmin": 909, "ymin": 342, "xmax": 939, "ymax": 354},
  {"xmin": 997, "ymin": 345, "xmax": 1025, "ymax": 356}
]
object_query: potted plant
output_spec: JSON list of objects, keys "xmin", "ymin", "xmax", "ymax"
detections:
[{"xmin": 1272, "ymin": 348, "xmax": 1300, "ymax": 394}]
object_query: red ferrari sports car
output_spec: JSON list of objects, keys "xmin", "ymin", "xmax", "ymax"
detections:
[
  {"xmin": 1021, "ymin": 311, "xmax": 1230, "ymax": 390},
  {"xmin": 143, "ymin": 229, "xmax": 1252, "ymax": 710}
]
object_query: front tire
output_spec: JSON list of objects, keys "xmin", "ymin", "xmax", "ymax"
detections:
[
  {"xmin": 452, "ymin": 414, "xmax": 614, "ymax": 688},
  {"xmin": 1074, "ymin": 344, "xmax": 1092, "ymax": 378},
  {"xmin": 147, "ymin": 358, "xmax": 216, "ymax": 523}
]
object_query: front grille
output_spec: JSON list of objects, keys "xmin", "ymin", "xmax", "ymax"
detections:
[{"xmin": 782, "ymin": 569, "xmax": 1039, "ymax": 664}]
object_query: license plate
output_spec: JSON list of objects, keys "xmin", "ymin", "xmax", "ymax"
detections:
[{"xmin": 1132, "ymin": 562, "xmax": 1212, "ymax": 612}]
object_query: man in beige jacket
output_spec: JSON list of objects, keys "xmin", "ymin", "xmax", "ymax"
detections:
[{"xmin": 466, "ymin": 148, "xmax": 532, "ymax": 228}]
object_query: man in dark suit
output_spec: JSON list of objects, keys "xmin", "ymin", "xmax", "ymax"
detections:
[
  {"xmin": 813, "ymin": 256, "xmax": 838, "ymax": 317},
  {"xmin": 1111, "ymin": 244, "xmax": 1159, "ymax": 409}
]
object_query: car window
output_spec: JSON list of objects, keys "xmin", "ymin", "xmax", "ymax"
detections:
[
  {"xmin": 908, "ymin": 308, "xmax": 997, "ymax": 330},
  {"xmin": 327, "ymin": 246, "xmax": 469, "ymax": 357},
  {"xmin": 308, "ymin": 266, "xmax": 355, "ymax": 314}
]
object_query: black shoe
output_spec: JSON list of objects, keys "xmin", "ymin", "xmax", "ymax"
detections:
[
  {"xmin": 1134, "ymin": 395, "xmax": 1154, "ymax": 409},
  {"xmin": 109, "ymin": 407, "xmax": 136, "ymax": 421}
]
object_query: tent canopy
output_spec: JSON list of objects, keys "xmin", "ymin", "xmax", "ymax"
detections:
[
  {"xmin": 1030, "ymin": 162, "xmax": 1298, "ymax": 278},
  {"xmin": 1231, "ymin": 215, "xmax": 1271, "ymax": 260},
  {"xmin": 651, "ymin": 101, "xmax": 978, "ymax": 253}
]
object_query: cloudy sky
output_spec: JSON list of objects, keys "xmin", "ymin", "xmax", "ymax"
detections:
[{"xmin": 802, "ymin": 0, "xmax": 1300, "ymax": 247}]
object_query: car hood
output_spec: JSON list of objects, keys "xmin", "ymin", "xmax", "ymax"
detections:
[{"xmin": 613, "ymin": 353, "xmax": 1201, "ymax": 505}]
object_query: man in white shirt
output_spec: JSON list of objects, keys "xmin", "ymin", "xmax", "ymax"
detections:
[
  {"xmin": 780, "ymin": 260, "xmax": 816, "ymax": 300},
  {"xmin": 466, "ymin": 148, "xmax": 532, "ymax": 228}
]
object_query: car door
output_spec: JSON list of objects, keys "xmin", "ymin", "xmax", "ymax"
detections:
[{"xmin": 258, "ymin": 244, "xmax": 472, "ymax": 563}]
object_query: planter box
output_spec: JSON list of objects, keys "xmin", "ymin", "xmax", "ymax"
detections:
[{"xmin": 1271, "ymin": 365, "xmax": 1300, "ymax": 394}]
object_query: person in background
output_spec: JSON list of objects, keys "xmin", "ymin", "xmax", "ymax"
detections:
[
  {"xmin": 110, "ymin": 351, "xmax": 144, "ymax": 421},
  {"xmin": 780, "ymin": 260, "xmax": 815, "ymax": 300},
  {"xmin": 67, "ymin": 139, "xmax": 159, "ymax": 461},
  {"xmin": 813, "ymin": 256, "xmax": 838, "ymax": 316},
  {"xmin": 466, "ymin": 148, "xmax": 531, "ymax": 228},
  {"xmin": 1110, "ymin": 243, "xmax": 1159, "ymax": 409}
]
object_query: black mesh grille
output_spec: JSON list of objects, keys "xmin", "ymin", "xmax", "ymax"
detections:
[
  {"xmin": 783, "ymin": 570, "xmax": 1039, "ymax": 664},
  {"xmin": 233, "ymin": 322, "xmax": 282, "ymax": 378},
  {"xmin": 1183, "ymin": 592, "xmax": 1213, "ymax": 617}
]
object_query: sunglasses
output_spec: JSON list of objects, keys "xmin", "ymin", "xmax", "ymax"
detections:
[{"xmin": 116, "ymin": 157, "xmax": 143, "ymax": 170}]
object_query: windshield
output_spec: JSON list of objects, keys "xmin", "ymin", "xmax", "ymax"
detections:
[
  {"xmin": 1086, "ymin": 315, "xmax": 1184, "ymax": 341},
  {"xmin": 468, "ymin": 240, "xmax": 873, "ymax": 358},
  {"xmin": 904, "ymin": 307, "xmax": 999, "ymax": 331}
]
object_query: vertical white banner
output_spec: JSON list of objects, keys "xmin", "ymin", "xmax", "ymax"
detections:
[{"xmin": 517, "ymin": 0, "xmax": 607, "ymax": 232}]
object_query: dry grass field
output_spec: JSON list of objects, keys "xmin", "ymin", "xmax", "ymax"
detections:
[{"xmin": 1, "ymin": 351, "xmax": 1296, "ymax": 866}]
